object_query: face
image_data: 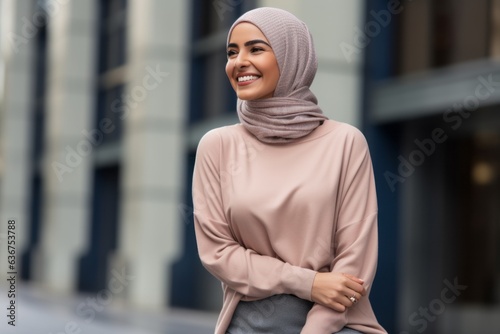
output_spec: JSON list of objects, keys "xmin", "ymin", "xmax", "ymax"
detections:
[{"xmin": 226, "ymin": 22, "xmax": 280, "ymax": 100}]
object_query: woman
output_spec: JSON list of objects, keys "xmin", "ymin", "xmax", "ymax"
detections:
[{"xmin": 192, "ymin": 7, "xmax": 387, "ymax": 334}]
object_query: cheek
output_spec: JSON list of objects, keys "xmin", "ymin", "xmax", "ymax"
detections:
[
  {"xmin": 226, "ymin": 60, "xmax": 236, "ymax": 91},
  {"xmin": 225, "ymin": 61, "xmax": 234, "ymax": 81},
  {"xmin": 266, "ymin": 60, "xmax": 280, "ymax": 89},
  {"xmin": 225, "ymin": 61, "xmax": 238, "ymax": 91},
  {"xmin": 272, "ymin": 67, "xmax": 280, "ymax": 86}
]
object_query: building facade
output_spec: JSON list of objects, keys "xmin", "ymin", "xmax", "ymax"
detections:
[
  {"xmin": 1, "ymin": 0, "xmax": 381, "ymax": 329},
  {"xmin": 1, "ymin": 0, "xmax": 188, "ymax": 310},
  {"xmin": 7, "ymin": 1, "xmax": 500, "ymax": 333},
  {"xmin": 8, "ymin": 1, "xmax": 500, "ymax": 333},
  {"xmin": 365, "ymin": 0, "xmax": 500, "ymax": 333}
]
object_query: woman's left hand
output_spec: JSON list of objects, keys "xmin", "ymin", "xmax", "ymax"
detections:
[{"xmin": 310, "ymin": 272, "xmax": 366, "ymax": 312}]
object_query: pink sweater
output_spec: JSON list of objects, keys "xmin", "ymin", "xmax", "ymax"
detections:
[{"xmin": 193, "ymin": 120, "xmax": 387, "ymax": 334}]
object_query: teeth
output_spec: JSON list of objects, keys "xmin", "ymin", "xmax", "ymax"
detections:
[{"xmin": 238, "ymin": 75, "xmax": 259, "ymax": 82}]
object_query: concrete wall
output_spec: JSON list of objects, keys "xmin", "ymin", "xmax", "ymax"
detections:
[
  {"xmin": 0, "ymin": 0, "xmax": 35, "ymax": 284},
  {"xmin": 34, "ymin": 0, "xmax": 97, "ymax": 292},
  {"xmin": 115, "ymin": 0, "xmax": 188, "ymax": 308}
]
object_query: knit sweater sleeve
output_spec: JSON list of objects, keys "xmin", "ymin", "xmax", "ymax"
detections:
[
  {"xmin": 301, "ymin": 128, "xmax": 380, "ymax": 333},
  {"xmin": 192, "ymin": 129, "xmax": 317, "ymax": 300}
]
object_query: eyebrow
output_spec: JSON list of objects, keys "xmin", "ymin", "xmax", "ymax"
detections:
[{"xmin": 227, "ymin": 39, "xmax": 271, "ymax": 49}]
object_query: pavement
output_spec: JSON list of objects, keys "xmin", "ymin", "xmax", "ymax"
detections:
[{"xmin": 0, "ymin": 283, "xmax": 218, "ymax": 334}]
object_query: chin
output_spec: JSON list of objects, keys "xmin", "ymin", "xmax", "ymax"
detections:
[
  {"xmin": 236, "ymin": 94, "xmax": 254, "ymax": 101},
  {"xmin": 236, "ymin": 92, "xmax": 270, "ymax": 101}
]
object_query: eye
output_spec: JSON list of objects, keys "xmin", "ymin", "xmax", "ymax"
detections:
[
  {"xmin": 250, "ymin": 47, "xmax": 264, "ymax": 53},
  {"xmin": 227, "ymin": 49, "xmax": 237, "ymax": 58}
]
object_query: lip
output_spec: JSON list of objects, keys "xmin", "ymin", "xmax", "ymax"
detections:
[
  {"xmin": 235, "ymin": 72, "xmax": 261, "ymax": 86},
  {"xmin": 237, "ymin": 77, "xmax": 260, "ymax": 86}
]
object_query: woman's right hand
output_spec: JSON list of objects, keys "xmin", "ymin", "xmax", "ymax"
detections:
[{"xmin": 310, "ymin": 272, "xmax": 366, "ymax": 312}]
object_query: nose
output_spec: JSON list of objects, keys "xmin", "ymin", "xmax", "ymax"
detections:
[{"xmin": 234, "ymin": 51, "xmax": 250, "ymax": 69}]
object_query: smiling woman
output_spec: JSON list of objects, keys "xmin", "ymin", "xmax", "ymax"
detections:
[
  {"xmin": 225, "ymin": 23, "xmax": 280, "ymax": 100},
  {"xmin": 192, "ymin": 7, "xmax": 387, "ymax": 334}
]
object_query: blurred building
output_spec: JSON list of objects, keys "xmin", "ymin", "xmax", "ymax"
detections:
[
  {"xmin": 0, "ymin": 0, "xmax": 373, "ymax": 329},
  {"xmin": 0, "ymin": 0, "xmax": 188, "ymax": 310},
  {"xmin": 2, "ymin": 0, "xmax": 500, "ymax": 334},
  {"xmin": 365, "ymin": 0, "xmax": 500, "ymax": 333}
]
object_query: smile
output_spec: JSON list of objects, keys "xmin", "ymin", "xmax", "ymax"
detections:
[{"xmin": 237, "ymin": 75, "xmax": 260, "ymax": 82}]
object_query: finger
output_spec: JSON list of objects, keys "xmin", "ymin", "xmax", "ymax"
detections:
[
  {"xmin": 330, "ymin": 301, "xmax": 347, "ymax": 312},
  {"xmin": 346, "ymin": 294, "xmax": 359, "ymax": 306},
  {"xmin": 351, "ymin": 291, "xmax": 362, "ymax": 301},
  {"xmin": 342, "ymin": 273, "xmax": 364, "ymax": 284},
  {"xmin": 344, "ymin": 279, "xmax": 366, "ymax": 295},
  {"xmin": 344, "ymin": 288, "xmax": 362, "ymax": 302},
  {"xmin": 343, "ymin": 274, "xmax": 368, "ymax": 296},
  {"xmin": 352, "ymin": 285, "xmax": 367, "ymax": 296},
  {"xmin": 343, "ymin": 275, "xmax": 367, "ymax": 296},
  {"xmin": 320, "ymin": 297, "xmax": 347, "ymax": 312}
]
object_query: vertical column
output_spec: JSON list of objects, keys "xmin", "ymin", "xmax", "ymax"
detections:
[
  {"xmin": 115, "ymin": 0, "xmax": 188, "ymax": 307},
  {"xmin": 33, "ymin": 0, "xmax": 97, "ymax": 292},
  {"xmin": 0, "ymin": 0, "xmax": 35, "ymax": 280}
]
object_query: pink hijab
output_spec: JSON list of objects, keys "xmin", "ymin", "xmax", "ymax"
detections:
[{"xmin": 227, "ymin": 7, "xmax": 328, "ymax": 144}]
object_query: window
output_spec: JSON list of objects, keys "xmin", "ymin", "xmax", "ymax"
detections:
[
  {"xmin": 188, "ymin": 0, "xmax": 255, "ymax": 124},
  {"xmin": 21, "ymin": 3, "xmax": 48, "ymax": 281},
  {"xmin": 95, "ymin": 0, "xmax": 127, "ymax": 143},
  {"xmin": 98, "ymin": 0, "xmax": 127, "ymax": 72},
  {"xmin": 453, "ymin": 132, "xmax": 500, "ymax": 304},
  {"xmin": 398, "ymin": 0, "xmax": 491, "ymax": 75},
  {"xmin": 78, "ymin": 166, "xmax": 120, "ymax": 292},
  {"xmin": 77, "ymin": 0, "xmax": 125, "ymax": 293}
]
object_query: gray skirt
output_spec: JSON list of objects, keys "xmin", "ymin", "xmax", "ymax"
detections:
[{"xmin": 226, "ymin": 294, "xmax": 363, "ymax": 334}]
